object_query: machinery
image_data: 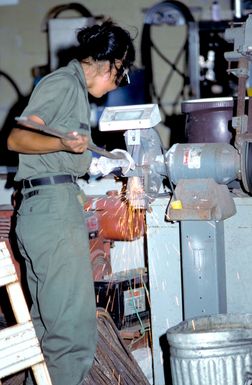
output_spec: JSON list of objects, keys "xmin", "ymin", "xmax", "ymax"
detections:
[{"xmin": 98, "ymin": 14, "xmax": 252, "ymax": 320}]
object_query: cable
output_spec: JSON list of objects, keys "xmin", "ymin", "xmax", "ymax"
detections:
[{"xmin": 140, "ymin": 0, "xmax": 194, "ymax": 112}]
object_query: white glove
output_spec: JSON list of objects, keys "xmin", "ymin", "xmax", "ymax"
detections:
[{"xmin": 89, "ymin": 149, "xmax": 135, "ymax": 176}]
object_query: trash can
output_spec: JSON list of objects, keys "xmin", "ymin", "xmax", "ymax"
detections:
[{"xmin": 166, "ymin": 313, "xmax": 252, "ymax": 385}]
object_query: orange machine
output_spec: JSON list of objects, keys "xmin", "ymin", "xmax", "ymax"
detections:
[
  {"xmin": 84, "ymin": 189, "xmax": 145, "ymax": 280},
  {"xmin": 84, "ymin": 190, "xmax": 145, "ymax": 241}
]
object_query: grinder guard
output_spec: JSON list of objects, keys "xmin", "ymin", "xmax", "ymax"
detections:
[{"xmin": 124, "ymin": 128, "xmax": 167, "ymax": 209}]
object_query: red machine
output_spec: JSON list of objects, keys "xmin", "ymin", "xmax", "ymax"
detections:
[{"xmin": 84, "ymin": 189, "xmax": 145, "ymax": 281}]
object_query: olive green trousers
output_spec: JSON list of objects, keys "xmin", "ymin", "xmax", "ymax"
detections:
[{"xmin": 16, "ymin": 183, "xmax": 97, "ymax": 385}]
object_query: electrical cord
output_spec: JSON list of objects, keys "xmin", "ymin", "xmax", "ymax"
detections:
[{"xmin": 141, "ymin": 0, "xmax": 194, "ymax": 114}]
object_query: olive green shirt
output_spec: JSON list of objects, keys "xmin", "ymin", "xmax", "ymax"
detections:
[{"xmin": 15, "ymin": 59, "xmax": 92, "ymax": 181}]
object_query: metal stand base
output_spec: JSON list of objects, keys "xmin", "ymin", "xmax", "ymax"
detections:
[{"xmin": 180, "ymin": 220, "xmax": 227, "ymax": 319}]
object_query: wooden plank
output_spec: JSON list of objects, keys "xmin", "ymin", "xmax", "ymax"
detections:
[
  {"xmin": 0, "ymin": 241, "xmax": 52, "ymax": 385},
  {"xmin": 0, "ymin": 243, "xmax": 17, "ymax": 287},
  {"xmin": 6, "ymin": 283, "xmax": 31, "ymax": 323},
  {"xmin": 0, "ymin": 322, "xmax": 43, "ymax": 378},
  {"xmin": 32, "ymin": 363, "xmax": 52, "ymax": 385}
]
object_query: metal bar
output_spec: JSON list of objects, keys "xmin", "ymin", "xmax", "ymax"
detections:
[
  {"xmin": 188, "ymin": 21, "xmax": 200, "ymax": 98},
  {"xmin": 236, "ymin": 57, "xmax": 248, "ymax": 118},
  {"xmin": 15, "ymin": 117, "xmax": 124, "ymax": 160}
]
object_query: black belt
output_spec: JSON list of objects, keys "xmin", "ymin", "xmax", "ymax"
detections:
[{"xmin": 23, "ymin": 174, "xmax": 77, "ymax": 189}]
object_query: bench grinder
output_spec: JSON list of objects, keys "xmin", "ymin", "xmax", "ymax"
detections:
[{"xmin": 99, "ymin": 15, "xmax": 252, "ymax": 320}]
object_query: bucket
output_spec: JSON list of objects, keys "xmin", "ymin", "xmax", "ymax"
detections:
[{"xmin": 166, "ymin": 313, "xmax": 252, "ymax": 385}]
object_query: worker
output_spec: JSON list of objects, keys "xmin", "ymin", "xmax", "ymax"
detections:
[{"xmin": 7, "ymin": 20, "xmax": 135, "ymax": 385}]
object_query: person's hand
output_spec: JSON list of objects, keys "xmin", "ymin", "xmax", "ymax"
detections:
[
  {"xmin": 89, "ymin": 149, "xmax": 135, "ymax": 176},
  {"xmin": 61, "ymin": 131, "xmax": 89, "ymax": 153}
]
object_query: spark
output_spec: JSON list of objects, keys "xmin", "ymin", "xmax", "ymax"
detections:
[
  {"xmin": 105, "ymin": 296, "xmax": 111, "ymax": 312},
  {"xmin": 149, "ymin": 257, "xmax": 159, "ymax": 288},
  {"xmin": 86, "ymin": 180, "xmax": 184, "ymax": 337}
]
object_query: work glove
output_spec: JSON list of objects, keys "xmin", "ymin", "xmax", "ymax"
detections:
[{"xmin": 89, "ymin": 149, "xmax": 135, "ymax": 176}]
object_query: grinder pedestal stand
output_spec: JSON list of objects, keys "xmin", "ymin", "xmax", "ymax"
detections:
[
  {"xmin": 166, "ymin": 142, "xmax": 238, "ymax": 319},
  {"xmin": 180, "ymin": 219, "xmax": 226, "ymax": 319}
]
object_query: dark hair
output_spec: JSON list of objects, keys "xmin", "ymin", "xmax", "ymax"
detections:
[{"xmin": 76, "ymin": 20, "xmax": 135, "ymax": 69}]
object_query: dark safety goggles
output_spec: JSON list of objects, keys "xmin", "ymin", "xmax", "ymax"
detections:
[{"xmin": 115, "ymin": 65, "xmax": 130, "ymax": 87}]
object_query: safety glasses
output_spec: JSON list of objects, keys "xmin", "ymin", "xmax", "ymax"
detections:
[{"xmin": 115, "ymin": 65, "xmax": 130, "ymax": 87}]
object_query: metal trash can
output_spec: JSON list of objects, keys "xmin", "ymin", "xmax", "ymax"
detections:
[{"xmin": 166, "ymin": 313, "xmax": 252, "ymax": 385}]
